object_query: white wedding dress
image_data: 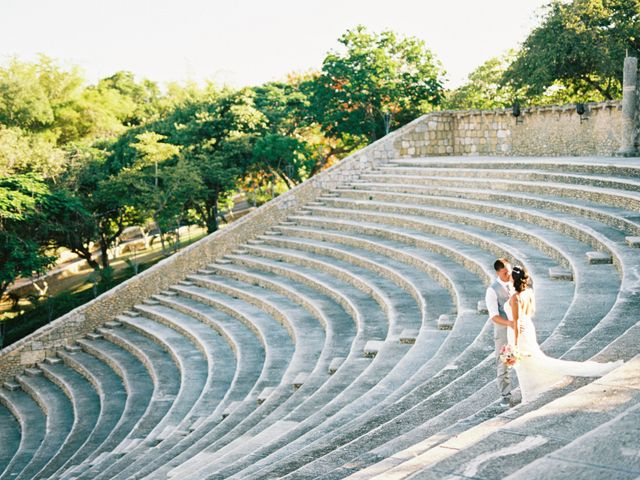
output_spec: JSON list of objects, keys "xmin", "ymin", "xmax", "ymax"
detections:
[{"xmin": 505, "ymin": 289, "xmax": 622, "ymax": 403}]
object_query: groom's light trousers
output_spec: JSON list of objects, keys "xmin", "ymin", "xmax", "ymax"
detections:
[{"xmin": 494, "ymin": 324, "xmax": 511, "ymax": 398}]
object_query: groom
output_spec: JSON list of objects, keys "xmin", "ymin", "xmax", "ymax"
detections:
[{"xmin": 485, "ymin": 258, "xmax": 515, "ymax": 407}]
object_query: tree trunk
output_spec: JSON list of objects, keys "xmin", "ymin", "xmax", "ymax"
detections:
[
  {"xmin": 154, "ymin": 214, "xmax": 167, "ymax": 254},
  {"xmin": 70, "ymin": 246, "xmax": 100, "ymax": 272},
  {"xmin": 99, "ymin": 237, "xmax": 110, "ymax": 271}
]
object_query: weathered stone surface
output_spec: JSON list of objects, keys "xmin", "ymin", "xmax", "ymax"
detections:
[
  {"xmin": 549, "ymin": 266, "xmax": 574, "ymax": 281},
  {"xmin": 625, "ymin": 236, "xmax": 640, "ymax": 248},
  {"xmin": 586, "ymin": 251, "xmax": 613, "ymax": 264},
  {"xmin": 363, "ymin": 340, "xmax": 385, "ymax": 358},
  {"xmin": 399, "ymin": 329, "xmax": 419, "ymax": 344},
  {"xmin": 20, "ymin": 350, "xmax": 45, "ymax": 366},
  {"xmin": 437, "ymin": 314, "xmax": 454, "ymax": 331}
]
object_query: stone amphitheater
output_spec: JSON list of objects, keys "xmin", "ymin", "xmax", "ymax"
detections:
[{"xmin": 1, "ymin": 88, "xmax": 640, "ymax": 478}]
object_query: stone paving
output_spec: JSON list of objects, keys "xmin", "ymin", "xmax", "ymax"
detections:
[{"xmin": 0, "ymin": 155, "xmax": 639, "ymax": 480}]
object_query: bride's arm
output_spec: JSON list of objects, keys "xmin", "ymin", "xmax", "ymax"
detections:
[{"xmin": 510, "ymin": 294, "xmax": 519, "ymax": 345}]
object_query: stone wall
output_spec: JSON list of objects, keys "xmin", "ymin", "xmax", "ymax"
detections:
[{"xmin": 395, "ymin": 100, "xmax": 624, "ymax": 157}]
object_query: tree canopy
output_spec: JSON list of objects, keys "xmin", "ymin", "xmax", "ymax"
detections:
[
  {"xmin": 310, "ymin": 26, "xmax": 445, "ymax": 146},
  {"xmin": 504, "ymin": 0, "xmax": 640, "ymax": 102}
]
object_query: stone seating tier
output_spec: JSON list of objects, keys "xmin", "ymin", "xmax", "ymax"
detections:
[{"xmin": 0, "ymin": 155, "xmax": 638, "ymax": 480}]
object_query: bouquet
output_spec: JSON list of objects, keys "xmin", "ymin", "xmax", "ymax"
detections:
[{"xmin": 499, "ymin": 344, "xmax": 521, "ymax": 368}]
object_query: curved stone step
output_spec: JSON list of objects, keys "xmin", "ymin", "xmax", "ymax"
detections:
[
  {"xmin": 378, "ymin": 355, "xmax": 639, "ymax": 480},
  {"xmin": 352, "ymin": 175, "xmax": 640, "ymax": 212},
  {"xmin": 198, "ymin": 235, "xmax": 459, "ymax": 478},
  {"xmin": 51, "ymin": 348, "xmax": 127, "ymax": 477},
  {"xmin": 165, "ymin": 255, "xmax": 432, "ymax": 476},
  {"xmin": 239, "ymin": 243, "xmax": 423, "ymax": 335},
  {"xmin": 256, "ymin": 234, "xmax": 432, "ymax": 324},
  {"xmin": 369, "ymin": 167, "xmax": 640, "ymax": 193},
  {"xmin": 388, "ymin": 157, "xmax": 640, "ymax": 177},
  {"xmin": 139, "ymin": 277, "xmax": 305, "ymax": 478},
  {"xmin": 0, "ymin": 402, "xmax": 20, "ymax": 473},
  {"xmin": 110, "ymin": 292, "xmax": 270, "ymax": 480},
  {"xmin": 335, "ymin": 185, "xmax": 640, "ymax": 239},
  {"xmin": 66, "ymin": 337, "xmax": 154, "ymax": 476},
  {"xmin": 14, "ymin": 372, "xmax": 73, "ymax": 480},
  {"xmin": 91, "ymin": 313, "xmax": 215, "ymax": 480},
  {"xmin": 314, "ymin": 197, "xmax": 620, "ymax": 274},
  {"xmin": 33, "ymin": 361, "xmax": 100, "ymax": 479},
  {"xmin": 0, "ymin": 388, "xmax": 44, "ymax": 480},
  {"xmin": 226, "ymin": 217, "xmax": 600, "ymax": 476}
]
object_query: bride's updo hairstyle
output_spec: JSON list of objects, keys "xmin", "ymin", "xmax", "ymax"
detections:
[{"xmin": 512, "ymin": 265, "xmax": 530, "ymax": 292}]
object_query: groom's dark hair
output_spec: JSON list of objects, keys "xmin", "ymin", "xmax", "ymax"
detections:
[{"xmin": 494, "ymin": 258, "xmax": 511, "ymax": 271}]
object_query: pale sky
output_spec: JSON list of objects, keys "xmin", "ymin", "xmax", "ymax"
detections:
[{"xmin": 0, "ymin": 0, "xmax": 550, "ymax": 89}]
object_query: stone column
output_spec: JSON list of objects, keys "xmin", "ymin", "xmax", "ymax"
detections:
[{"xmin": 617, "ymin": 56, "xmax": 638, "ymax": 156}]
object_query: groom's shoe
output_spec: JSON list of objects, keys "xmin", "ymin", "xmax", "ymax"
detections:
[{"xmin": 499, "ymin": 396, "xmax": 511, "ymax": 408}]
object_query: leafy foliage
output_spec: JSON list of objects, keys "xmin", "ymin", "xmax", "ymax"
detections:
[
  {"xmin": 310, "ymin": 26, "xmax": 445, "ymax": 144},
  {"xmin": 503, "ymin": 0, "xmax": 640, "ymax": 102},
  {"xmin": 0, "ymin": 174, "xmax": 55, "ymax": 300}
]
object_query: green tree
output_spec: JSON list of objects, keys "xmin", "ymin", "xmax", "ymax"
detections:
[
  {"xmin": 504, "ymin": 0, "xmax": 640, "ymax": 102},
  {"xmin": 129, "ymin": 132, "xmax": 203, "ymax": 252},
  {"xmin": 252, "ymin": 134, "xmax": 314, "ymax": 189},
  {"xmin": 0, "ymin": 126, "xmax": 66, "ymax": 180},
  {"xmin": 311, "ymin": 26, "xmax": 445, "ymax": 145},
  {"xmin": 59, "ymin": 146, "xmax": 144, "ymax": 277},
  {"xmin": 444, "ymin": 51, "xmax": 522, "ymax": 109},
  {"xmin": 0, "ymin": 174, "xmax": 55, "ymax": 302},
  {"xmin": 163, "ymin": 88, "xmax": 265, "ymax": 233}
]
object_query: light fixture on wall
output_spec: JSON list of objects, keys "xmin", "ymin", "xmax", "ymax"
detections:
[
  {"xmin": 512, "ymin": 100, "xmax": 523, "ymax": 125},
  {"xmin": 383, "ymin": 111, "xmax": 391, "ymax": 135},
  {"xmin": 576, "ymin": 103, "xmax": 588, "ymax": 123}
]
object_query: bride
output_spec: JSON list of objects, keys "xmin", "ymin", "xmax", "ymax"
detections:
[{"xmin": 505, "ymin": 265, "xmax": 623, "ymax": 404}]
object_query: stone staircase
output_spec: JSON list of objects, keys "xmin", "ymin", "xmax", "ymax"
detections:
[{"xmin": 0, "ymin": 155, "xmax": 639, "ymax": 479}]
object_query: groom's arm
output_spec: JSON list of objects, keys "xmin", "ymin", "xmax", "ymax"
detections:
[{"xmin": 485, "ymin": 287, "xmax": 513, "ymax": 328}]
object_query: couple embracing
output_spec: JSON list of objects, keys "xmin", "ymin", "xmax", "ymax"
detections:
[{"xmin": 486, "ymin": 258, "xmax": 622, "ymax": 407}]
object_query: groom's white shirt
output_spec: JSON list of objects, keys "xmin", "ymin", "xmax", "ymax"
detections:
[{"xmin": 485, "ymin": 277, "xmax": 514, "ymax": 321}]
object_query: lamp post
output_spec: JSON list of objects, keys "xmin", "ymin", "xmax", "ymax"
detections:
[
  {"xmin": 383, "ymin": 111, "xmax": 391, "ymax": 136},
  {"xmin": 512, "ymin": 100, "xmax": 523, "ymax": 124}
]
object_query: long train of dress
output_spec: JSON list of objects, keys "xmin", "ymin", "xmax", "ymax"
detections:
[{"xmin": 505, "ymin": 290, "xmax": 622, "ymax": 403}]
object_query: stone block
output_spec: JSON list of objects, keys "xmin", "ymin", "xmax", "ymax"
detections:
[
  {"xmin": 549, "ymin": 266, "xmax": 574, "ymax": 281},
  {"xmin": 437, "ymin": 314, "xmax": 455, "ymax": 330},
  {"xmin": 625, "ymin": 236, "xmax": 640, "ymax": 248},
  {"xmin": 328, "ymin": 357, "xmax": 345, "ymax": 375},
  {"xmin": 25, "ymin": 367, "xmax": 43, "ymax": 377},
  {"xmin": 399, "ymin": 329, "xmax": 419, "ymax": 344},
  {"xmin": 3, "ymin": 380, "xmax": 21, "ymax": 391},
  {"xmin": 364, "ymin": 340, "xmax": 385, "ymax": 358},
  {"xmin": 586, "ymin": 251, "xmax": 612, "ymax": 264},
  {"xmin": 222, "ymin": 401, "xmax": 242, "ymax": 419},
  {"xmin": 257, "ymin": 387, "xmax": 275, "ymax": 405},
  {"xmin": 20, "ymin": 350, "xmax": 46, "ymax": 366},
  {"xmin": 292, "ymin": 373, "xmax": 308, "ymax": 390}
]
